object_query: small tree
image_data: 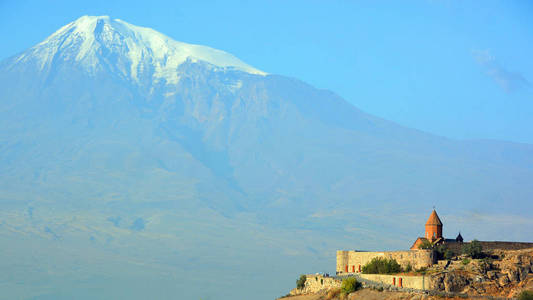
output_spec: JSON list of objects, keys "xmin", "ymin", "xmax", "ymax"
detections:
[
  {"xmin": 362, "ymin": 257, "xmax": 402, "ymax": 274},
  {"xmin": 444, "ymin": 249, "xmax": 454, "ymax": 260},
  {"xmin": 434, "ymin": 244, "xmax": 445, "ymax": 259},
  {"xmin": 341, "ymin": 277, "xmax": 361, "ymax": 294},
  {"xmin": 462, "ymin": 240, "xmax": 483, "ymax": 259},
  {"xmin": 296, "ymin": 275, "xmax": 306, "ymax": 289},
  {"xmin": 433, "ymin": 244, "xmax": 455, "ymax": 260},
  {"xmin": 418, "ymin": 240, "xmax": 432, "ymax": 250}
]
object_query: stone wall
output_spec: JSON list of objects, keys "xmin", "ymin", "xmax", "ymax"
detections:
[
  {"xmin": 336, "ymin": 250, "xmax": 434, "ymax": 274},
  {"xmin": 289, "ymin": 274, "xmax": 340, "ymax": 295},
  {"xmin": 444, "ymin": 241, "xmax": 533, "ymax": 254},
  {"xmin": 358, "ymin": 274, "xmax": 427, "ymax": 290},
  {"xmin": 290, "ymin": 273, "xmax": 427, "ymax": 295},
  {"xmin": 479, "ymin": 241, "xmax": 533, "ymax": 251}
]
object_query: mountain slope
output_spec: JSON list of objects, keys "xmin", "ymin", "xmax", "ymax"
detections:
[
  {"xmin": 1, "ymin": 16, "xmax": 533, "ymax": 217},
  {"xmin": 1, "ymin": 15, "xmax": 533, "ymax": 300}
]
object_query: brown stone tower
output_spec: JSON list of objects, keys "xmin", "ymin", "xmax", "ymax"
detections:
[{"xmin": 425, "ymin": 209, "xmax": 442, "ymax": 242}]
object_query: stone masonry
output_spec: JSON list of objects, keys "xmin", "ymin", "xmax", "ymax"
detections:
[{"xmin": 336, "ymin": 250, "xmax": 434, "ymax": 274}]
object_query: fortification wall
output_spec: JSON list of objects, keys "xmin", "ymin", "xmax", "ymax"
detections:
[
  {"xmin": 290, "ymin": 274, "xmax": 340, "ymax": 295},
  {"xmin": 358, "ymin": 274, "xmax": 427, "ymax": 290},
  {"xmin": 336, "ymin": 250, "xmax": 433, "ymax": 274},
  {"xmin": 444, "ymin": 241, "xmax": 533, "ymax": 254},
  {"xmin": 479, "ymin": 241, "xmax": 533, "ymax": 251},
  {"xmin": 290, "ymin": 273, "xmax": 427, "ymax": 295}
]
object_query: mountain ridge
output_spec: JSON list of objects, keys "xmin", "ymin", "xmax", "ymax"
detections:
[
  {"xmin": 5, "ymin": 15, "xmax": 265, "ymax": 86},
  {"xmin": 1, "ymin": 16, "xmax": 533, "ymax": 300},
  {"xmin": 1, "ymin": 16, "xmax": 532, "ymax": 216}
]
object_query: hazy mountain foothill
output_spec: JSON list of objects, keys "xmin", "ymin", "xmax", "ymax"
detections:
[{"xmin": 1, "ymin": 16, "xmax": 532, "ymax": 300}]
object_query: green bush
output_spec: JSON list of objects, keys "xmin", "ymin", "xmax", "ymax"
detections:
[
  {"xmin": 362, "ymin": 257, "xmax": 402, "ymax": 274},
  {"xmin": 296, "ymin": 275, "xmax": 306, "ymax": 289},
  {"xmin": 462, "ymin": 240, "xmax": 483, "ymax": 259},
  {"xmin": 461, "ymin": 258, "xmax": 471, "ymax": 265},
  {"xmin": 444, "ymin": 249, "xmax": 454, "ymax": 260},
  {"xmin": 418, "ymin": 240, "xmax": 432, "ymax": 249},
  {"xmin": 434, "ymin": 244, "xmax": 454, "ymax": 260},
  {"xmin": 341, "ymin": 277, "xmax": 361, "ymax": 294},
  {"xmin": 518, "ymin": 290, "xmax": 533, "ymax": 300}
]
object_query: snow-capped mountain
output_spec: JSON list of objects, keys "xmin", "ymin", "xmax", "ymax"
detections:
[
  {"xmin": 1, "ymin": 15, "xmax": 533, "ymax": 300},
  {"xmin": 2, "ymin": 14, "xmax": 533, "ymax": 217},
  {"xmin": 1, "ymin": 15, "xmax": 533, "ymax": 218},
  {"xmin": 8, "ymin": 15, "xmax": 265, "ymax": 85}
]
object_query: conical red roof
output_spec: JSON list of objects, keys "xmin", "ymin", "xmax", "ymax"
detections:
[{"xmin": 425, "ymin": 210, "xmax": 442, "ymax": 226}]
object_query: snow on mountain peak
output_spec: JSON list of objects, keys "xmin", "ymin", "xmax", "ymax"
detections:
[{"xmin": 15, "ymin": 15, "xmax": 266, "ymax": 83}]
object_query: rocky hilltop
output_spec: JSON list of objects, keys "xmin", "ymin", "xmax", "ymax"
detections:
[
  {"xmin": 283, "ymin": 248, "xmax": 533, "ymax": 300},
  {"xmin": 430, "ymin": 248, "xmax": 533, "ymax": 298}
]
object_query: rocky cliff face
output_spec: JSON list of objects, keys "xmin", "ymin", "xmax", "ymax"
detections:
[{"xmin": 429, "ymin": 248, "xmax": 533, "ymax": 297}]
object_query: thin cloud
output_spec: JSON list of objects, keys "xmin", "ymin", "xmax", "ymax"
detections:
[
  {"xmin": 309, "ymin": 209, "xmax": 345, "ymax": 218},
  {"xmin": 472, "ymin": 49, "xmax": 530, "ymax": 93}
]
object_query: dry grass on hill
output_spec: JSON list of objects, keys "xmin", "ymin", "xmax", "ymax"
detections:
[{"xmin": 279, "ymin": 289, "xmax": 471, "ymax": 300}]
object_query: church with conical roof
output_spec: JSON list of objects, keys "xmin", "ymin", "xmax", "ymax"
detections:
[{"xmin": 410, "ymin": 209, "xmax": 462, "ymax": 250}]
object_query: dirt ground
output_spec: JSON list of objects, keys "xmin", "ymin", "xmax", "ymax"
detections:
[{"xmin": 280, "ymin": 289, "xmax": 472, "ymax": 300}]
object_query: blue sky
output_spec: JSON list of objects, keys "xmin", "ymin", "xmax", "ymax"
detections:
[{"xmin": 1, "ymin": 0, "xmax": 532, "ymax": 143}]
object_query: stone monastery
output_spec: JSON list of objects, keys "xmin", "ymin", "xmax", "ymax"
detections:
[
  {"xmin": 337, "ymin": 209, "xmax": 533, "ymax": 275},
  {"xmin": 409, "ymin": 209, "xmax": 462, "ymax": 251}
]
